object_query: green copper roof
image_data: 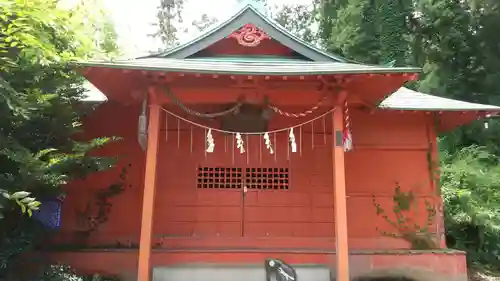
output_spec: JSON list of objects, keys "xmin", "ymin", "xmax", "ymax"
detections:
[{"xmin": 78, "ymin": 58, "xmax": 421, "ymax": 75}]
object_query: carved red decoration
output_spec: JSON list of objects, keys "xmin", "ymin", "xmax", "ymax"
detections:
[{"xmin": 228, "ymin": 24, "xmax": 271, "ymax": 47}]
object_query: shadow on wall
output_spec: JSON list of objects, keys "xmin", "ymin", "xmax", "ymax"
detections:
[
  {"xmin": 351, "ymin": 268, "xmax": 448, "ymax": 281},
  {"xmin": 353, "ymin": 277, "xmax": 416, "ymax": 281}
]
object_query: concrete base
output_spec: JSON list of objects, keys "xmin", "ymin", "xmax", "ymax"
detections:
[{"xmin": 153, "ymin": 264, "xmax": 331, "ymax": 281}]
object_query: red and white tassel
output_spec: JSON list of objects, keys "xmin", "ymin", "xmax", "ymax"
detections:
[
  {"xmin": 342, "ymin": 100, "xmax": 353, "ymax": 152},
  {"xmin": 206, "ymin": 129, "xmax": 215, "ymax": 153},
  {"xmin": 236, "ymin": 133, "xmax": 245, "ymax": 154},
  {"xmin": 263, "ymin": 132, "xmax": 274, "ymax": 154},
  {"xmin": 289, "ymin": 128, "xmax": 297, "ymax": 153}
]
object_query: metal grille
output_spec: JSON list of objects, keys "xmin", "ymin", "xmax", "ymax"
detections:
[
  {"xmin": 245, "ymin": 167, "xmax": 289, "ymax": 190},
  {"xmin": 197, "ymin": 167, "xmax": 243, "ymax": 189}
]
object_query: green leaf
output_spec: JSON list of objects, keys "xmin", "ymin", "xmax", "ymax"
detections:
[
  {"xmin": 27, "ymin": 201, "xmax": 41, "ymax": 208},
  {"xmin": 11, "ymin": 191, "xmax": 30, "ymax": 200},
  {"xmin": 35, "ymin": 148, "xmax": 57, "ymax": 159},
  {"xmin": 20, "ymin": 197, "xmax": 35, "ymax": 204}
]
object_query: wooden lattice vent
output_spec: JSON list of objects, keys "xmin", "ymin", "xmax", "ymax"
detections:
[
  {"xmin": 197, "ymin": 167, "xmax": 243, "ymax": 189},
  {"xmin": 197, "ymin": 167, "xmax": 289, "ymax": 190},
  {"xmin": 245, "ymin": 167, "xmax": 289, "ymax": 190}
]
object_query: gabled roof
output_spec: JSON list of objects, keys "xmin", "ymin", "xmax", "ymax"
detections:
[{"xmin": 142, "ymin": 4, "xmax": 345, "ymax": 62}]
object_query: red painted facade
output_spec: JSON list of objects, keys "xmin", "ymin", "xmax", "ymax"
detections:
[{"xmin": 59, "ymin": 102, "xmax": 440, "ymax": 247}]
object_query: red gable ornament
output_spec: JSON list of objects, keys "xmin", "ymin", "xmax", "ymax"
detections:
[{"xmin": 228, "ymin": 24, "xmax": 271, "ymax": 47}]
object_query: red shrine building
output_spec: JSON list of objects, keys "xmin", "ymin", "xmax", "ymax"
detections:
[{"xmin": 44, "ymin": 4, "xmax": 500, "ymax": 281}]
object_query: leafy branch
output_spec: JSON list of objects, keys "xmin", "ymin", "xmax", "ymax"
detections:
[
  {"xmin": 373, "ymin": 183, "xmax": 438, "ymax": 249},
  {"xmin": 0, "ymin": 190, "xmax": 41, "ymax": 219},
  {"xmin": 74, "ymin": 165, "xmax": 128, "ymax": 237}
]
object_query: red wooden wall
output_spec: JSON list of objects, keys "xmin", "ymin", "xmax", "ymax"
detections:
[{"xmin": 56, "ymin": 101, "xmax": 442, "ymax": 250}]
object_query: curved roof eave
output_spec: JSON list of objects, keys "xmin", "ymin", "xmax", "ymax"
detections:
[
  {"xmin": 80, "ymin": 76, "xmax": 500, "ymax": 114},
  {"xmin": 379, "ymin": 87, "xmax": 500, "ymax": 112}
]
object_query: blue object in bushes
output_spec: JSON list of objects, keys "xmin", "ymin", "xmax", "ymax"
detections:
[{"xmin": 32, "ymin": 198, "xmax": 62, "ymax": 229}]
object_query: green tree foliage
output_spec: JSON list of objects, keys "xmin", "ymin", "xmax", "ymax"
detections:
[
  {"xmin": 70, "ymin": 0, "xmax": 120, "ymax": 59},
  {"xmin": 318, "ymin": 0, "xmax": 382, "ymax": 64},
  {"xmin": 272, "ymin": 4, "xmax": 316, "ymax": 43},
  {"xmin": 151, "ymin": 0, "xmax": 185, "ymax": 49},
  {"xmin": 316, "ymin": 0, "xmax": 412, "ymax": 65},
  {"xmin": 377, "ymin": 0, "xmax": 411, "ymax": 65},
  {"xmin": 441, "ymin": 146, "xmax": 500, "ymax": 270},
  {"xmin": 0, "ymin": 0, "xmax": 119, "ymax": 277},
  {"xmin": 31, "ymin": 264, "xmax": 120, "ymax": 281},
  {"xmin": 416, "ymin": 0, "xmax": 500, "ymax": 156}
]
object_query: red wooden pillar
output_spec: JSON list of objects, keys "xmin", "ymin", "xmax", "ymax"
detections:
[
  {"xmin": 138, "ymin": 96, "xmax": 161, "ymax": 281},
  {"xmin": 332, "ymin": 103, "xmax": 350, "ymax": 281}
]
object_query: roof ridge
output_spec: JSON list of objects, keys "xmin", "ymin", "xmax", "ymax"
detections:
[{"xmin": 138, "ymin": 4, "xmax": 352, "ymax": 63}]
